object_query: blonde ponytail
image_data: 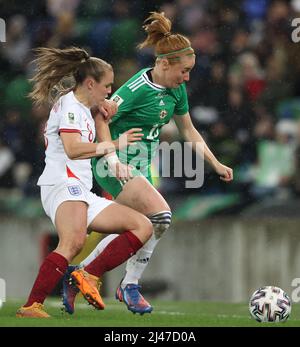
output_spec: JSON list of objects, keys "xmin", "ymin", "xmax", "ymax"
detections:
[{"xmin": 29, "ymin": 47, "xmax": 111, "ymax": 106}]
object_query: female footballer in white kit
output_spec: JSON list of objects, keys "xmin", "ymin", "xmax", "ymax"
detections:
[{"xmin": 16, "ymin": 47, "xmax": 153, "ymax": 318}]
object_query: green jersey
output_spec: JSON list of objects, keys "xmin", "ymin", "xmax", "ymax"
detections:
[
  {"xmin": 92, "ymin": 68, "xmax": 189, "ymax": 197},
  {"xmin": 109, "ymin": 68, "xmax": 189, "ymax": 172}
]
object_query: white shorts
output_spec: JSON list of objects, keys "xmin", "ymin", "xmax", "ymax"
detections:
[{"xmin": 40, "ymin": 178, "xmax": 114, "ymax": 227}]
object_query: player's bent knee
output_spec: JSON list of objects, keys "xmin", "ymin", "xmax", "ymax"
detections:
[
  {"xmin": 68, "ymin": 235, "xmax": 86, "ymax": 258},
  {"xmin": 149, "ymin": 210, "xmax": 172, "ymax": 239},
  {"xmin": 134, "ymin": 215, "xmax": 153, "ymax": 244},
  {"xmin": 143, "ymin": 217, "xmax": 154, "ymax": 241}
]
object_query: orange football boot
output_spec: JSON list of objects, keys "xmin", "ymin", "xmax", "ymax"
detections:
[
  {"xmin": 16, "ymin": 302, "xmax": 50, "ymax": 318},
  {"xmin": 70, "ymin": 269, "xmax": 105, "ymax": 310}
]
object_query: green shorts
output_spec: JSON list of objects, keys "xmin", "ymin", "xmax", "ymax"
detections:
[{"xmin": 92, "ymin": 157, "xmax": 153, "ymax": 199}]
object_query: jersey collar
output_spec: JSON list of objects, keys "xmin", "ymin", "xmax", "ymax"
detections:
[{"xmin": 142, "ymin": 68, "xmax": 166, "ymax": 91}]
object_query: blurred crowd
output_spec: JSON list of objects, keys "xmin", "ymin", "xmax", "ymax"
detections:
[{"xmin": 1, "ymin": 0, "xmax": 300, "ymax": 211}]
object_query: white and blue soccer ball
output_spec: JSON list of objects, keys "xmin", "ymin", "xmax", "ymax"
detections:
[{"xmin": 249, "ymin": 286, "xmax": 291, "ymax": 322}]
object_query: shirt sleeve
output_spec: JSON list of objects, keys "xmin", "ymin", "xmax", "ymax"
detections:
[
  {"xmin": 58, "ymin": 103, "xmax": 82, "ymax": 135},
  {"xmin": 110, "ymin": 83, "xmax": 135, "ymax": 124},
  {"xmin": 174, "ymin": 83, "xmax": 189, "ymax": 116}
]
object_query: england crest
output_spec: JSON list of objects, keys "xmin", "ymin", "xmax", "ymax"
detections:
[{"xmin": 68, "ymin": 185, "xmax": 82, "ymax": 196}]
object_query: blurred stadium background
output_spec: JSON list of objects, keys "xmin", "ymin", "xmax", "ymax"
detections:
[{"xmin": 1, "ymin": 0, "xmax": 300, "ymax": 306}]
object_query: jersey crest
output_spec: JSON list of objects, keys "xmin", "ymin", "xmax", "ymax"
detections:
[
  {"xmin": 68, "ymin": 185, "xmax": 82, "ymax": 196},
  {"xmin": 160, "ymin": 110, "xmax": 168, "ymax": 119}
]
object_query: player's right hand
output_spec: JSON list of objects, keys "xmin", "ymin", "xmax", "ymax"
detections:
[
  {"xmin": 115, "ymin": 162, "xmax": 134, "ymax": 182},
  {"xmin": 105, "ymin": 153, "xmax": 133, "ymax": 181},
  {"xmin": 114, "ymin": 128, "xmax": 144, "ymax": 150}
]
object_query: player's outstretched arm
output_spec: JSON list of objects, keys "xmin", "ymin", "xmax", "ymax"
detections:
[
  {"xmin": 60, "ymin": 132, "xmax": 116, "ymax": 160},
  {"xmin": 94, "ymin": 115, "xmax": 143, "ymax": 180},
  {"xmin": 174, "ymin": 112, "xmax": 233, "ymax": 182}
]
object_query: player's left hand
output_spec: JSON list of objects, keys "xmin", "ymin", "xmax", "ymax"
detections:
[
  {"xmin": 214, "ymin": 162, "xmax": 233, "ymax": 182},
  {"xmin": 91, "ymin": 99, "xmax": 118, "ymax": 121},
  {"xmin": 100, "ymin": 99, "xmax": 118, "ymax": 120}
]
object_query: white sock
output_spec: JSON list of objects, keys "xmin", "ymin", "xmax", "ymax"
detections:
[
  {"xmin": 80, "ymin": 232, "xmax": 161, "ymax": 287},
  {"xmin": 122, "ymin": 233, "xmax": 161, "ymax": 287},
  {"xmin": 80, "ymin": 234, "xmax": 119, "ymax": 267}
]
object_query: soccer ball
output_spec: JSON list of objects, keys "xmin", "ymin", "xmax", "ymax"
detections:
[{"xmin": 249, "ymin": 286, "xmax": 291, "ymax": 322}]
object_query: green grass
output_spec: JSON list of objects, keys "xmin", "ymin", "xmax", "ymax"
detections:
[{"xmin": 0, "ymin": 298, "xmax": 299, "ymax": 327}]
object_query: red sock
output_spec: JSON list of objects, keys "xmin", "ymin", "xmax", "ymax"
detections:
[
  {"xmin": 85, "ymin": 231, "xmax": 143, "ymax": 278},
  {"xmin": 24, "ymin": 252, "xmax": 68, "ymax": 307}
]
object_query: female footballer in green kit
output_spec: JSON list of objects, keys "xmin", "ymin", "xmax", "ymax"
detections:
[{"xmin": 63, "ymin": 12, "xmax": 233, "ymax": 315}]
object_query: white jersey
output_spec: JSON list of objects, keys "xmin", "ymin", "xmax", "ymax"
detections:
[{"xmin": 37, "ymin": 91, "xmax": 96, "ymax": 190}]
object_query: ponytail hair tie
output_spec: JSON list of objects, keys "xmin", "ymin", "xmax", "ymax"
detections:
[{"xmin": 80, "ymin": 55, "xmax": 90, "ymax": 63}]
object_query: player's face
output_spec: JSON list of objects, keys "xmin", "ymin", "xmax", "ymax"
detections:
[
  {"xmin": 90, "ymin": 69, "xmax": 114, "ymax": 106},
  {"xmin": 165, "ymin": 55, "xmax": 195, "ymax": 88}
]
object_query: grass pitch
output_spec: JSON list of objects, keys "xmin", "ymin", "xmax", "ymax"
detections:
[{"xmin": 0, "ymin": 298, "xmax": 299, "ymax": 327}]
